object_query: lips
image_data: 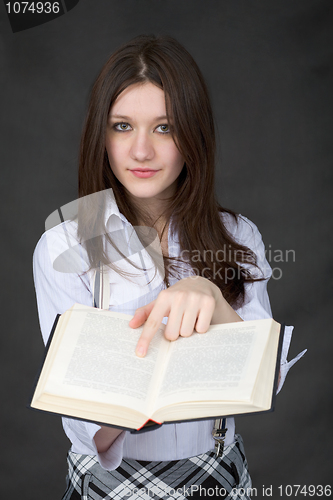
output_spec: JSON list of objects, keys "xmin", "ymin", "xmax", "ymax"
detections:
[{"xmin": 130, "ymin": 169, "xmax": 160, "ymax": 178}]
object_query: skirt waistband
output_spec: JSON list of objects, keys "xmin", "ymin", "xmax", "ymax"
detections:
[{"xmin": 62, "ymin": 434, "xmax": 251, "ymax": 500}]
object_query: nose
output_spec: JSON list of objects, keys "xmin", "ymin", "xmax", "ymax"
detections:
[{"xmin": 129, "ymin": 131, "xmax": 154, "ymax": 162}]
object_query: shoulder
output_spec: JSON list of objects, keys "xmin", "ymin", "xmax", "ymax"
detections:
[
  {"xmin": 220, "ymin": 211, "xmax": 271, "ymax": 278},
  {"xmin": 33, "ymin": 220, "xmax": 84, "ymax": 274},
  {"xmin": 220, "ymin": 211, "xmax": 263, "ymax": 250},
  {"xmin": 33, "ymin": 219, "xmax": 78, "ymax": 254}
]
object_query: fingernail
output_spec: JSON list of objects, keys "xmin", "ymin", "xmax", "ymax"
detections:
[{"xmin": 136, "ymin": 346, "xmax": 145, "ymax": 357}]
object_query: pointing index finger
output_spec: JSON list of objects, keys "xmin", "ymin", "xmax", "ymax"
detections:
[{"xmin": 135, "ymin": 299, "xmax": 169, "ymax": 357}]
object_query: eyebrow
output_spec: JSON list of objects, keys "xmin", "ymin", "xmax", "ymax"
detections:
[{"xmin": 109, "ymin": 114, "xmax": 168, "ymax": 121}]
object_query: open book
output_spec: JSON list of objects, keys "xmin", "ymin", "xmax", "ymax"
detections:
[{"xmin": 30, "ymin": 303, "xmax": 283, "ymax": 432}]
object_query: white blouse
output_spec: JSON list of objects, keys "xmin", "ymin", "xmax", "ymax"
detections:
[{"xmin": 33, "ymin": 190, "xmax": 305, "ymax": 471}]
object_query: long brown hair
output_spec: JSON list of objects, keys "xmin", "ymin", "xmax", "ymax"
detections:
[{"xmin": 78, "ymin": 35, "xmax": 263, "ymax": 307}]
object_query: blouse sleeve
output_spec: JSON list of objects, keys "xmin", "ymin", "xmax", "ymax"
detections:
[
  {"xmin": 32, "ymin": 225, "xmax": 126, "ymax": 470},
  {"xmin": 228, "ymin": 215, "xmax": 306, "ymax": 393}
]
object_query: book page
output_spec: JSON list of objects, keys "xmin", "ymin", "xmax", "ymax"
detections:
[
  {"xmin": 43, "ymin": 305, "xmax": 167, "ymax": 413},
  {"xmin": 155, "ymin": 321, "xmax": 271, "ymax": 409}
]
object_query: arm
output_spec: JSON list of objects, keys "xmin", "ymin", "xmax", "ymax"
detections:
[
  {"xmin": 33, "ymin": 224, "xmax": 126, "ymax": 469},
  {"xmin": 231, "ymin": 215, "xmax": 306, "ymax": 392},
  {"xmin": 131, "ymin": 215, "xmax": 270, "ymax": 358},
  {"xmin": 132, "ymin": 215, "xmax": 305, "ymax": 391}
]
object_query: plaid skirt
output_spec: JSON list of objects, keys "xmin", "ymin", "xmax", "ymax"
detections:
[{"xmin": 62, "ymin": 434, "xmax": 252, "ymax": 500}]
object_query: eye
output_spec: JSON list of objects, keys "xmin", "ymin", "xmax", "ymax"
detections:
[
  {"xmin": 156, "ymin": 124, "xmax": 170, "ymax": 134},
  {"xmin": 114, "ymin": 122, "xmax": 132, "ymax": 132}
]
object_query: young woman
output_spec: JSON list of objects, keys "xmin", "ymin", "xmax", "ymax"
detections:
[{"xmin": 33, "ymin": 35, "xmax": 301, "ymax": 499}]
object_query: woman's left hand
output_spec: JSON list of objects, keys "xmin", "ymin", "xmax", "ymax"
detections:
[{"xmin": 129, "ymin": 276, "xmax": 242, "ymax": 357}]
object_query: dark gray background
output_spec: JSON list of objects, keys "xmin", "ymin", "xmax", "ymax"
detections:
[{"xmin": 1, "ymin": 1, "xmax": 332, "ymax": 498}]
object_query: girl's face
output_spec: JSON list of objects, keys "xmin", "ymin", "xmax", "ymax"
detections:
[{"xmin": 105, "ymin": 82, "xmax": 184, "ymax": 213}]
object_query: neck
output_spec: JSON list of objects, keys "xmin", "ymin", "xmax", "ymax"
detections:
[{"xmin": 130, "ymin": 197, "xmax": 170, "ymax": 232}]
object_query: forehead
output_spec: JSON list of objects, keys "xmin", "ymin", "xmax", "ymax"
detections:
[{"xmin": 110, "ymin": 82, "xmax": 166, "ymax": 117}]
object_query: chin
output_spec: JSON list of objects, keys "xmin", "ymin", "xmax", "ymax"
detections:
[{"xmin": 131, "ymin": 192, "xmax": 160, "ymax": 200}]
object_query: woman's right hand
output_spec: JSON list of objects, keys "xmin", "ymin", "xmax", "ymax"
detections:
[{"xmin": 129, "ymin": 276, "xmax": 242, "ymax": 358}]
